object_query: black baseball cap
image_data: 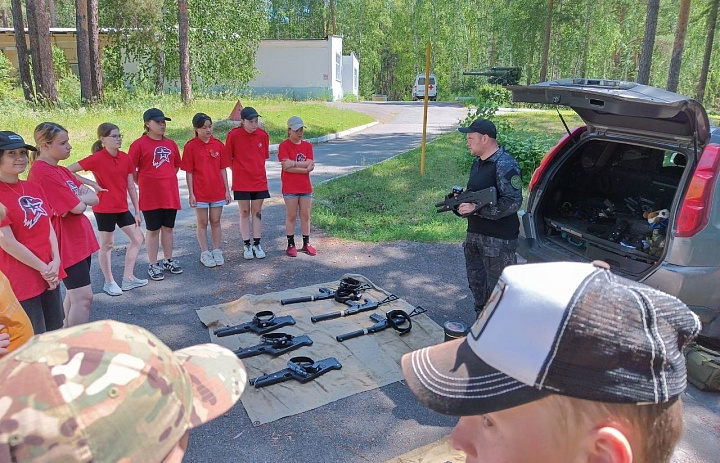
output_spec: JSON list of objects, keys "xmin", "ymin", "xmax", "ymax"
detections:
[
  {"xmin": 192, "ymin": 113, "xmax": 212, "ymax": 128},
  {"xmin": 143, "ymin": 108, "xmax": 171, "ymax": 122},
  {"xmin": 402, "ymin": 261, "xmax": 701, "ymax": 416},
  {"xmin": 458, "ymin": 119, "xmax": 497, "ymax": 138},
  {"xmin": 240, "ymin": 107, "xmax": 260, "ymax": 120},
  {"xmin": 0, "ymin": 131, "xmax": 37, "ymax": 151}
]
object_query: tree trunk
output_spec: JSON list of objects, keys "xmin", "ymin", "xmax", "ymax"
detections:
[
  {"xmin": 697, "ymin": 0, "xmax": 719, "ymax": 103},
  {"xmin": 75, "ymin": 0, "xmax": 93, "ymax": 104},
  {"xmin": 666, "ymin": 0, "xmax": 692, "ymax": 92},
  {"xmin": 48, "ymin": 0, "xmax": 55, "ymax": 27},
  {"xmin": 329, "ymin": 0, "xmax": 336, "ymax": 35},
  {"xmin": 1, "ymin": 9, "xmax": 8, "ymax": 27},
  {"xmin": 155, "ymin": 48, "xmax": 165, "ymax": 94},
  {"xmin": 25, "ymin": 0, "xmax": 58, "ymax": 104},
  {"xmin": 580, "ymin": 1, "xmax": 591, "ymax": 78},
  {"xmin": 9, "ymin": 0, "xmax": 34, "ymax": 101},
  {"xmin": 178, "ymin": 0, "xmax": 192, "ymax": 104},
  {"xmin": 87, "ymin": 0, "xmax": 103, "ymax": 101},
  {"xmin": 637, "ymin": 0, "xmax": 660, "ymax": 85},
  {"xmin": 539, "ymin": 0, "xmax": 554, "ymax": 82}
]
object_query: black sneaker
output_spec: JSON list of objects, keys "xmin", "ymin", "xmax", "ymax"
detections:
[
  {"xmin": 148, "ymin": 263, "xmax": 164, "ymax": 281},
  {"xmin": 163, "ymin": 258, "xmax": 183, "ymax": 274}
]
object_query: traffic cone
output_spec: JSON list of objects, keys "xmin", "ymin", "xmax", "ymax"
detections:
[{"xmin": 229, "ymin": 100, "xmax": 243, "ymax": 121}]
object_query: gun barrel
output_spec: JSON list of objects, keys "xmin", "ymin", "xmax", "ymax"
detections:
[
  {"xmin": 214, "ymin": 325, "xmax": 248, "ymax": 337},
  {"xmin": 280, "ymin": 295, "xmax": 313, "ymax": 305},
  {"xmin": 250, "ymin": 371, "xmax": 293, "ymax": 388},
  {"xmin": 336, "ymin": 329, "xmax": 366, "ymax": 342},
  {"xmin": 311, "ymin": 311, "xmax": 342, "ymax": 323}
]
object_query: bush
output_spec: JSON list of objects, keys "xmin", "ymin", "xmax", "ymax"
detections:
[
  {"xmin": 52, "ymin": 46, "xmax": 71, "ymax": 80},
  {"xmin": 477, "ymin": 84, "xmax": 512, "ymax": 106},
  {"xmin": 0, "ymin": 52, "xmax": 13, "ymax": 100}
]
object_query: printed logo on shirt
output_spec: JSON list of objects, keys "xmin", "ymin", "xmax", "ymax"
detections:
[
  {"xmin": 258, "ymin": 143, "xmax": 263, "ymax": 148},
  {"xmin": 295, "ymin": 153, "xmax": 307, "ymax": 162},
  {"xmin": 208, "ymin": 149, "xmax": 220, "ymax": 158},
  {"xmin": 153, "ymin": 146, "xmax": 172, "ymax": 168},
  {"xmin": 66, "ymin": 180, "xmax": 79, "ymax": 195},
  {"xmin": 18, "ymin": 195, "xmax": 48, "ymax": 229}
]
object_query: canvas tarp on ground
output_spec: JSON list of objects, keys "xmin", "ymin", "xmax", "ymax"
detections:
[{"xmin": 196, "ymin": 274, "xmax": 445, "ymax": 425}]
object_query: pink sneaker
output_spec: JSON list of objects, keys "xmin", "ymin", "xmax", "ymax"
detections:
[
  {"xmin": 286, "ymin": 245, "xmax": 298, "ymax": 257},
  {"xmin": 301, "ymin": 244, "xmax": 317, "ymax": 256}
]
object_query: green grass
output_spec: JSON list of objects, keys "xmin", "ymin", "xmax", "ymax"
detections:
[
  {"xmin": 496, "ymin": 109, "xmax": 584, "ymax": 138},
  {"xmin": 313, "ymin": 132, "xmax": 471, "ymax": 243},
  {"xmin": 0, "ymin": 96, "xmax": 375, "ymax": 167}
]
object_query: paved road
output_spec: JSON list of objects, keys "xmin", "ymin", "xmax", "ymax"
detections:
[{"xmin": 84, "ymin": 101, "xmax": 719, "ymax": 463}]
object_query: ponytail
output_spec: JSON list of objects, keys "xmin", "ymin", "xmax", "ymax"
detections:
[{"xmin": 91, "ymin": 140, "xmax": 103, "ymax": 153}]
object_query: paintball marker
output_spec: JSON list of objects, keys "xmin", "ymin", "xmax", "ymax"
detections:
[
  {"xmin": 213, "ymin": 311, "xmax": 296, "ymax": 337},
  {"xmin": 248, "ymin": 356, "xmax": 342, "ymax": 388},
  {"xmin": 280, "ymin": 277, "xmax": 370, "ymax": 305},
  {"xmin": 336, "ymin": 306, "xmax": 428, "ymax": 342},
  {"xmin": 233, "ymin": 333, "xmax": 313, "ymax": 359},
  {"xmin": 311, "ymin": 294, "xmax": 399, "ymax": 323},
  {"xmin": 435, "ymin": 186, "xmax": 497, "ymax": 217}
]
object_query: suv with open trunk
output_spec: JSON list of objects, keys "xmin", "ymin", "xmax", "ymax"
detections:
[{"xmin": 510, "ymin": 78, "xmax": 720, "ymax": 343}]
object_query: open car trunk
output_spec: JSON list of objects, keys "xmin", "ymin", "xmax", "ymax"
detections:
[{"xmin": 532, "ymin": 137, "xmax": 687, "ymax": 277}]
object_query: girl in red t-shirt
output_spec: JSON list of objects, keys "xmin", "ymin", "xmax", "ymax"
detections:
[
  {"xmin": 0, "ymin": 130, "xmax": 64, "ymax": 333},
  {"xmin": 223, "ymin": 106, "xmax": 270, "ymax": 260},
  {"xmin": 278, "ymin": 116, "xmax": 317, "ymax": 257},
  {"xmin": 181, "ymin": 113, "xmax": 231, "ymax": 268},
  {"xmin": 67, "ymin": 123, "xmax": 147, "ymax": 296},
  {"xmin": 128, "ymin": 108, "xmax": 183, "ymax": 282},
  {"xmin": 29, "ymin": 122, "xmax": 100, "ymax": 328}
]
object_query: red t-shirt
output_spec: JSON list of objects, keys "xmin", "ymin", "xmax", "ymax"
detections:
[
  {"xmin": 181, "ymin": 136, "xmax": 230, "ymax": 203},
  {"xmin": 278, "ymin": 140, "xmax": 314, "ymax": 194},
  {"xmin": 28, "ymin": 161, "xmax": 100, "ymax": 269},
  {"xmin": 0, "ymin": 181, "xmax": 62, "ymax": 301},
  {"xmin": 128, "ymin": 135, "xmax": 182, "ymax": 211},
  {"xmin": 224, "ymin": 127, "xmax": 269, "ymax": 192},
  {"xmin": 78, "ymin": 148, "xmax": 135, "ymax": 213}
]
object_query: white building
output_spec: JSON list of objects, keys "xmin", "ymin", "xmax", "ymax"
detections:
[{"xmin": 248, "ymin": 36, "xmax": 359, "ymax": 101}]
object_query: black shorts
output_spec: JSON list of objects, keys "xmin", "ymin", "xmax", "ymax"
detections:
[
  {"xmin": 19, "ymin": 287, "xmax": 64, "ymax": 333},
  {"xmin": 234, "ymin": 190, "xmax": 270, "ymax": 201},
  {"xmin": 64, "ymin": 255, "xmax": 92, "ymax": 290},
  {"xmin": 143, "ymin": 209, "xmax": 178, "ymax": 231},
  {"xmin": 94, "ymin": 211, "xmax": 135, "ymax": 232}
]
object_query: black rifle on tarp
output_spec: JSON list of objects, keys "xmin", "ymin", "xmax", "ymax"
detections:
[
  {"xmin": 214, "ymin": 311, "xmax": 296, "ymax": 337},
  {"xmin": 311, "ymin": 294, "xmax": 399, "ymax": 323},
  {"xmin": 248, "ymin": 356, "xmax": 342, "ymax": 388},
  {"xmin": 336, "ymin": 306, "xmax": 427, "ymax": 342},
  {"xmin": 435, "ymin": 186, "xmax": 497, "ymax": 217},
  {"xmin": 280, "ymin": 277, "xmax": 371, "ymax": 305},
  {"xmin": 234, "ymin": 333, "xmax": 313, "ymax": 359}
]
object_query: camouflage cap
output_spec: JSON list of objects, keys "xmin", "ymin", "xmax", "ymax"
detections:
[{"xmin": 0, "ymin": 320, "xmax": 246, "ymax": 463}]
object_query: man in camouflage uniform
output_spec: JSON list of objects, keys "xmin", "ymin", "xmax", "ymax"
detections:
[
  {"xmin": 0, "ymin": 320, "xmax": 247, "ymax": 462},
  {"xmin": 458, "ymin": 119, "xmax": 522, "ymax": 316}
]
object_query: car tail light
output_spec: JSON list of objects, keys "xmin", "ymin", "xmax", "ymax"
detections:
[
  {"xmin": 529, "ymin": 126, "xmax": 587, "ymax": 192},
  {"xmin": 676, "ymin": 144, "xmax": 720, "ymax": 237}
]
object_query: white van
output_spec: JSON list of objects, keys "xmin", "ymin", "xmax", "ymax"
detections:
[{"xmin": 412, "ymin": 73, "xmax": 437, "ymax": 101}]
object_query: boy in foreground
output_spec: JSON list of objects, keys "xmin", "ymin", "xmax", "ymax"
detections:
[
  {"xmin": 0, "ymin": 320, "xmax": 246, "ymax": 462},
  {"xmin": 402, "ymin": 261, "xmax": 700, "ymax": 463}
]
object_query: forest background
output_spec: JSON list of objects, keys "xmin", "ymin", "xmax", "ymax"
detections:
[{"xmin": 0, "ymin": 0, "xmax": 720, "ymax": 110}]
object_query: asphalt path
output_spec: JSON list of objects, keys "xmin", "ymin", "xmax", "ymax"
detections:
[{"xmin": 83, "ymin": 101, "xmax": 719, "ymax": 462}]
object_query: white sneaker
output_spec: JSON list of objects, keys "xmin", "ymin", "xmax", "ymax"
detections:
[
  {"xmin": 252, "ymin": 244, "xmax": 266, "ymax": 259},
  {"xmin": 212, "ymin": 249, "xmax": 224, "ymax": 266},
  {"xmin": 103, "ymin": 281, "xmax": 123, "ymax": 296},
  {"xmin": 200, "ymin": 250, "xmax": 216, "ymax": 268},
  {"xmin": 243, "ymin": 245, "xmax": 254, "ymax": 260}
]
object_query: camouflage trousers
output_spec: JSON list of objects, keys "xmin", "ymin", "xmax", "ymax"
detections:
[{"xmin": 464, "ymin": 232, "xmax": 517, "ymax": 315}]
